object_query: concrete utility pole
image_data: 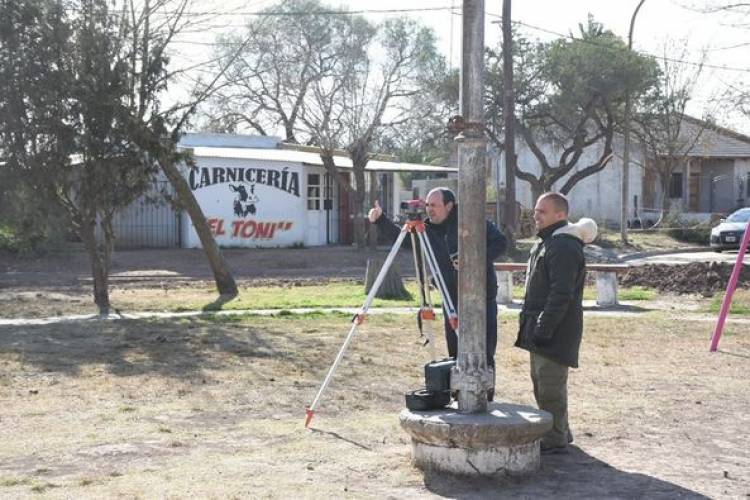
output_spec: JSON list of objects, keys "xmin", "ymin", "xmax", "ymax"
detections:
[
  {"xmin": 621, "ymin": 0, "xmax": 647, "ymax": 244},
  {"xmin": 454, "ymin": 0, "xmax": 490, "ymax": 413},
  {"xmin": 400, "ymin": 1, "xmax": 552, "ymax": 476},
  {"xmin": 502, "ymin": 0, "xmax": 517, "ymax": 242}
]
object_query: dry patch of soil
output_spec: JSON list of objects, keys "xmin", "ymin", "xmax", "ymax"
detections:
[
  {"xmin": 621, "ymin": 262, "xmax": 750, "ymax": 295},
  {"xmin": 0, "ymin": 313, "xmax": 748, "ymax": 498}
]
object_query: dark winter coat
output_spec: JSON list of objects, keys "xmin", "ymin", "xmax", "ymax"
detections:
[
  {"xmin": 514, "ymin": 219, "xmax": 586, "ymax": 368},
  {"xmin": 375, "ymin": 206, "xmax": 507, "ymax": 302}
]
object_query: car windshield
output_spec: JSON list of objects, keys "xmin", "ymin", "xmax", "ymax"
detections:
[{"xmin": 727, "ymin": 209, "xmax": 750, "ymax": 223}]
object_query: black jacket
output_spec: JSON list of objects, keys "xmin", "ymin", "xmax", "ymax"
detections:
[
  {"xmin": 514, "ymin": 220, "xmax": 586, "ymax": 368},
  {"xmin": 375, "ymin": 206, "xmax": 507, "ymax": 302}
]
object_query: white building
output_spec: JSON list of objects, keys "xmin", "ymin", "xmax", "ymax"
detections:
[
  {"xmin": 490, "ymin": 117, "xmax": 750, "ymax": 227},
  {"xmin": 107, "ymin": 133, "xmax": 456, "ymax": 248}
]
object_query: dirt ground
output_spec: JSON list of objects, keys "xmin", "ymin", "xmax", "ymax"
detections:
[
  {"xmin": 621, "ymin": 261, "xmax": 750, "ymax": 295},
  {"xmin": 0, "ymin": 312, "xmax": 748, "ymax": 498},
  {"xmin": 2, "ymin": 245, "xmax": 747, "ymax": 319},
  {"xmin": 0, "ymin": 245, "xmax": 417, "ymax": 288},
  {"xmin": 1, "ymin": 247, "xmax": 750, "ymax": 498}
]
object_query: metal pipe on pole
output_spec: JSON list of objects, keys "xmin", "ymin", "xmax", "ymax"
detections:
[{"xmin": 453, "ymin": 0, "xmax": 490, "ymax": 413}]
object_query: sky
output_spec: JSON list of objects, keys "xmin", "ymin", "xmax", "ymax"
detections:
[{"xmin": 169, "ymin": 0, "xmax": 750, "ymax": 134}]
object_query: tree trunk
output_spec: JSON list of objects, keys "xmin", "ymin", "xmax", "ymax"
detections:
[
  {"xmin": 364, "ymin": 257, "xmax": 410, "ymax": 300},
  {"xmin": 661, "ymin": 186, "xmax": 672, "ymax": 213},
  {"xmin": 160, "ymin": 156, "xmax": 238, "ymax": 297},
  {"xmin": 530, "ymin": 180, "xmax": 544, "ymax": 204},
  {"xmin": 367, "ymin": 171, "xmax": 379, "ymax": 249},
  {"xmin": 79, "ymin": 219, "xmax": 110, "ymax": 316},
  {"xmin": 352, "ymin": 168, "xmax": 367, "ymax": 249}
]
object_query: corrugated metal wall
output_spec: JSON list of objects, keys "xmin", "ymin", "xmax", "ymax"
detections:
[{"xmin": 96, "ymin": 179, "xmax": 180, "ymax": 248}]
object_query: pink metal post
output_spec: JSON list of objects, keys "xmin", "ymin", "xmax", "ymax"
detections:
[{"xmin": 710, "ymin": 221, "xmax": 750, "ymax": 352}]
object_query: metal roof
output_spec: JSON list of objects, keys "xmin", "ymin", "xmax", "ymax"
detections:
[
  {"xmin": 183, "ymin": 146, "xmax": 457, "ymax": 173},
  {"xmin": 179, "ymin": 133, "xmax": 282, "ymax": 149},
  {"xmin": 679, "ymin": 117, "xmax": 750, "ymax": 158}
]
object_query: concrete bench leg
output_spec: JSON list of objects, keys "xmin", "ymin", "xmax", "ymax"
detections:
[
  {"xmin": 495, "ymin": 270, "xmax": 514, "ymax": 305},
  {"xmin": 595, "ymin": 272, "xmax": 618, "ymax": 307}
]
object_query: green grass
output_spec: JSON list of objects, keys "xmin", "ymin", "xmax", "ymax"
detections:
[
  {"xmin": 708, "ymin": 289, "xmax": 750, "ymax": 315},
  {"xmin": 0, "ymin": 225, "xmax": 18, "ymax": 253},
  {"xmin": 594, "ymin": 228, "xmax": 705, "ymax": 251},
  {"xmin": 181, "ymin": 282, "xmax": 427, "ymax": 312},
  {"xmin": 176, "ymin": 282, "xmax": 657, "ymax": 313},
  {"xmin": 618, "ymin": 286, "xmax": 657, "ymax": 301},
  {"xmin": 511, "ymin": 285, "xmax": 656, "ymax": 301},
  {"xmin": 30, "ymin": 483, "xmax": 59, "ymax": 493},
  {"xmin": 0, "ymin": 477, "xmax": 30, "ymax": 487}
]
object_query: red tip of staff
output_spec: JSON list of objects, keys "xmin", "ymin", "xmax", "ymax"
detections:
[
  {"xmin": 304, "ymin": 408, "xmax": 314, "ymax": 428},
  {"xmin": 449, "ymin": 317, "xmax": 459, "ymax": 330}
]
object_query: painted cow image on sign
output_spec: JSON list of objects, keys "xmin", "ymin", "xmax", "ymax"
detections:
[{"xmin": 229, "ymin": 183, "xmax": 259, "ymax": 217}]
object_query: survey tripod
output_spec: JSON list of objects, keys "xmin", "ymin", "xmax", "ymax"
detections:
[{"xmin": 304, "ymin": 218, "xmax": 458, "ymax": 427}]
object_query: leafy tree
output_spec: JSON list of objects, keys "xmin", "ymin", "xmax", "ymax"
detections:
[
  {"xmin": 376, "ymin": 66, "xmax": 458, "ymax": 166},
  {"xmin": 301, "ymin": 16, "xmax": 446, "ymax": 247},
  {"xmin": 0, "ymin": 0, "xmax": 70, "ymax": 255},
  {"xmin": 209, "ymin": 2, "xmax": 447, "ymax": 248},
  {"xmin": 0, "ymin": 0, "xmax": 238, "ymax": 314},
  {"xmin": 629, "ymin": 43, "xmax": 715, "ymax": 216},
  {"xmin": 700, "ymin": 3, "xmax": 750, "ymax": 120},
  {"xmin": 122, "ymin": 1, "xmax": 240, "ymax": 298},
  {"xmin": 205, "ymin": 0, "xmax": 366, "ymax": 143},
  {"xmin": 484, "ymin": 17, "xmax": 660, "ymax": 201}
]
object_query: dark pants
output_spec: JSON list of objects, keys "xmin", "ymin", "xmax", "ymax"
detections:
[
  {"xmin": 530, "ymin": 352, "xmax": 571, "ymax": 447},
  {"xmin": 444, "ymin": 299, "xmax": 498, "ymax": 368}
]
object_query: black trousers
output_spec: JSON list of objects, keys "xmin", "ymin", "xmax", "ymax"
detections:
[{"xmin": 443, "ymin": 298, "xmax": 498, "ymax": 368}]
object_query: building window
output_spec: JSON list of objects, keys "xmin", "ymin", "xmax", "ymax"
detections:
[
  {"xmin": 669, "ymin": 172, "xmax": 683, "ymax": 199},
  {"xmin": 307, "ymin": 173, "xmax": 321, "ymax": 210}
]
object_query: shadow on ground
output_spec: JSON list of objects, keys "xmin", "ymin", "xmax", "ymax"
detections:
[
  {"xmin": 504, "ymin": 302, "xmax": 653, "ymax": 313},
  {"xmin": 422, "ymin": 445, "xmax": 709, "ymax": 499},
  {"xmin": 582, "ymin": 303, "xmax": 652, "ymax": 313},
  {"xmin": 0, "ymin": 316, "xmax": 319, "ymax": 381}
]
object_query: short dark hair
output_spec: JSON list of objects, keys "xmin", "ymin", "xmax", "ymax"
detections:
[
  {"xmin": 428, "ymin": 187, "xmax": 455, "ymax": 205},
  {"xmin": 539, "ymin": 192, "xmax": 569, "ymax": 215}
]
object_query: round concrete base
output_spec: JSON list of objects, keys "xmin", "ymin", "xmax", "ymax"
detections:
[{"xmin": 400, "ymin": 401, "xmax": 553, "ymax": 477}]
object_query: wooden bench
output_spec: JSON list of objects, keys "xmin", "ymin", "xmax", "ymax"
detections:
[{"xmin": 493, "ymin": 262, "xmax": 630, "ymax": 307}]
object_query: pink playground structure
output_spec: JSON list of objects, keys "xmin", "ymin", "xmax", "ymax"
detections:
[{"xmin": 710, "ymin": 222, "xmax": 750, "ymax": 352}]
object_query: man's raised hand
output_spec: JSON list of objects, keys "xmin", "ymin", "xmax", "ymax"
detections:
[{"xmin": 367, "ymin": 199, "xmax": 383, "ymax": 223}]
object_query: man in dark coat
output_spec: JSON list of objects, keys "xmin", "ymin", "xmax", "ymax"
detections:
[
  {"xmin": 515, "ymin": 192, "xmax": 596, "ymax": 452},
  {"xmin": 368, "ymin": 187, "xmax": 507, "ymax": 371}
]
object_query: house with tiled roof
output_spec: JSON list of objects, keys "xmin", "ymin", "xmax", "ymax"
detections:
[
  {"xmin": 489, "ymin": 115, "xmax": 750, "ymax": 227},
  {"xmin": 642, "ymin": 116, "xmax": 750, "ymax": 217}
]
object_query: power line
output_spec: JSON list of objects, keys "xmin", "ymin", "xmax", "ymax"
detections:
[
  {"xmin": 60, "ymin": 3, "xmax": 750, "ymax": 73},
  {"xmin": 64, "ymin": 6, "xmax": 459, "ymax": 17},
  {"xmin": 706, "ymin": 41, "xmax": 750, "ymax": 51},
  {"xmin": 486, "ymin": 13, "xmax": 750, "ymax": 74}
]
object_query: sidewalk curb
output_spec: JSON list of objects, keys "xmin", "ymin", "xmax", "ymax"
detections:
[
  {"xmin": 2, "ymin": 301, "xmax": 745, "ymax": 326},
  {"xmin": 618, "ymin": 246, "xmax": 709, "ymax": 262}
]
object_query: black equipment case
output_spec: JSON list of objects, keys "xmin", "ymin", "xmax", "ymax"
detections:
[{"xmin": 424, "ymin": 358, "xmax": 455, "ymax": 393}]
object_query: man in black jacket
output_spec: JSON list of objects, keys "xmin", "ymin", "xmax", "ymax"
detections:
[
  {"xmin": 515, "ymin": 192, "xmax": 592, "ymax": 453},
  {"xmin": 368, "ymin": 187, "xmax": 507, "ymax": 370}
]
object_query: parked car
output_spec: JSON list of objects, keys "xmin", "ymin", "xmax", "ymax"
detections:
[{"xmin": 710, "ymin": 207, "xmax": 750, "ymax": 252}]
